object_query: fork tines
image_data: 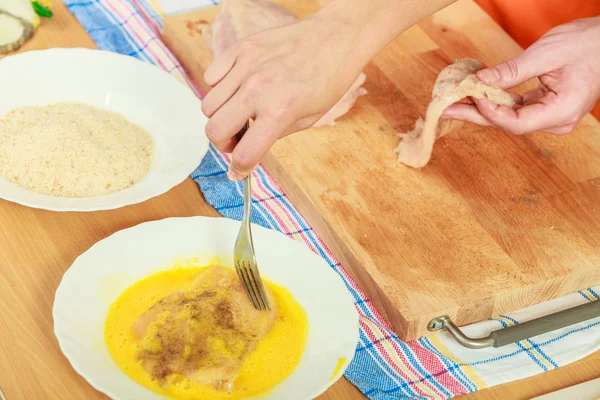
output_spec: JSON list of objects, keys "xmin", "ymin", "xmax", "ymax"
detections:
[{"xmin": 236, "ymin": 261, "xmax": 271, "ymax": 310}]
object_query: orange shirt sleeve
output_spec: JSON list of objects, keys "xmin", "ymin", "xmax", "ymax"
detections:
[{"xmin": 474, "ymin": 0, "xmax": 600, "ymax": 120}]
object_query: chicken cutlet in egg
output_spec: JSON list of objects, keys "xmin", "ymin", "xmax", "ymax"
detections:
[
  {"xmin": 132, "ymin": 266, "xmax": 277, "ymax": 392},
  {"xmin": 105, "ymin": 262, "xmax": 307, "ymax": 400}
]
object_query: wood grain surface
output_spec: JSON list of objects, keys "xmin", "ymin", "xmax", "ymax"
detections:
[
  {"xmin": 0, "ymin": 2, "xmax": 599, "ymax": 400},
  {"xmin": 161, "ymin": 0, "xmax": 600, "ymax": 341}
]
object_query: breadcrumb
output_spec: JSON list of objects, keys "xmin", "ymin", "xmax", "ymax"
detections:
[{"xmin": 0, "ymin": 102, "xmax": 154, "ymax": 197}]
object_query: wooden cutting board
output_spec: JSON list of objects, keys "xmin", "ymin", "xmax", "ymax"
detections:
[{"xmin": 161, "ymin": 0, "xmax": 600, "ymax": 341}]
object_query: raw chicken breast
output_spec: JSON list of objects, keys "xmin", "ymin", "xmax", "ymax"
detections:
[
  {"xmin": 210, "ymin": 0, "xmax": 367, "ymax": 127},
  {"xmin": 132, "ymin": 265, "xmax": 277, "ymax": 392},
  {"xmin": 211, "ymin": 0, "xmax": 297, "ymax": 58},
  {"xmin": 395, "ymin": 58, "xmax": 516, "ymax": 168}
]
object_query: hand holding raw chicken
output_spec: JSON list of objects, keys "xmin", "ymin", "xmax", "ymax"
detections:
[
  {"xmin": 443, "ymin": 16, "xmax": 600, "ymax": 135},
  {"xmin": 201, "ymin": 0, "xmax": 457, "ymax": 180},
  {"xmin": 202, "ymin": 16, "xmax": 365, "ymax": 180}
]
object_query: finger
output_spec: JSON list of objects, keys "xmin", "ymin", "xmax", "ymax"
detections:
[
  {"xmin": 476, "ymin": 46, "xmax": 557, "ymax": 90},
  {"xmin": 442, "ymin": 103, "xmax": 494, "ymax": 127},
  {"xmin": 509, "ymin": 92, "xmax": 524, "ymax": 104},
  {"xmin": 228, "ymin": 116, "xmax": 291, "ymax": 180},
  {"xmin": 205, "ymin": 91, "xmax": 253, "ymax": 152},
  {"xmin": 473, "ymin": 95, "xmax": 565, "ymax": 134},
  {"xmin": 522, "ymin": 87, "xmax": 546, "ymax": 104},
  {"xmin": 204, "ymin": 45, "xmax": 239, "ymax": 87},
  {"xmin": 201, "ymin": 66, "xmax": 244, "ymax": 117},
  {"xmin": 444, "ymin": 102, "xmax": 576, "ymax": 135},
  {"xmin": 543, "ymin": 123, "xmax": 576, "ymax": 135},
  {"xmin": 224, "ymin": 114, "xmax": 316, "ymax": 169},
  {"xmin": 218, "ymin": 137, "xmax": 239, "ymax": 154}
]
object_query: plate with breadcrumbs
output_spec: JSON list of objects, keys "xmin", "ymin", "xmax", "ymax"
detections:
[{"xmin": 0, "ymin": 48, "xmax": 209, "ymax": 212}]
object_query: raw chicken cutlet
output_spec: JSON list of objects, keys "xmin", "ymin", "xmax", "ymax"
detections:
[
  {"xmin": 395, "ymin": 58, "xmax": 516, "ymax": 168},
  {"xmin": 209, "ymin": 0, "xmax": 367, "ymax": 127},
  {"xmin": 132, "ymin": 265, "xmax": 277, "ymax": 393}
]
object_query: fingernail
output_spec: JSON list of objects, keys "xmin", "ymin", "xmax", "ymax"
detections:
[
  {"xmin": 227, "ymin": 168, "xmax": 243, "ymax": 181},
  {"xmin": 477, "ymin": 68, "xmax": 500, "ymax": 85}
]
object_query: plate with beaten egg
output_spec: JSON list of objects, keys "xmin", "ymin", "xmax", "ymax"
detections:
[
  {"xmin": 53, "ymin": 216, "xmax": 359, "ymax": 399},
  {"xmin": 0, "ymin": 48, "xmax": 208, "ymax": 211}
]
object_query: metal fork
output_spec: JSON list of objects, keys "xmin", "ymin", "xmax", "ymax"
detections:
[{"xmin": 233, "ymin": 121, "xmax": 271, "ymax": 311}]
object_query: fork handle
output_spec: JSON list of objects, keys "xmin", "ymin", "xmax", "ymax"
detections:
[
  {"xmin": 241, "ymin": 174, "xmax": 252, "ymax": 225},
  {"xmin": 237, "ymin": 121, "xmax": 253, "ymax": 228}
]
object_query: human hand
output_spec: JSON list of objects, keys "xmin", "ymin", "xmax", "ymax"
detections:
[
  {"xmin": 443, "ymin": 16, "xmax": 600, "ymax": 135},
  {"xmin": 201, "ymin": 11, "xmax": 367, "ymax": 180}
]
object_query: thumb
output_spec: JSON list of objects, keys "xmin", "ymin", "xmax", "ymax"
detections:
[
  {"xmin": 227, "ymin": 117, "xmax": 279, "ymax": 180},
  {"xmin": 476, "ymin": 48, "xmax": 550, "ymax": 90}
]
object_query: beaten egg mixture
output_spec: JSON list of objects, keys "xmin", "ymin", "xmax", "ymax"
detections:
[{"xmin": 105, "ymin": 262, "xmax": 308, "ymax": 399}]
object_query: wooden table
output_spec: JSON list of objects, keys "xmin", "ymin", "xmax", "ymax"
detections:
[{"xmin": 0, "ymin": 3, "xmax": 598, "ymax": 400}]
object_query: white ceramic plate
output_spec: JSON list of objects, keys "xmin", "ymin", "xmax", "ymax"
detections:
[
  {"xmin": 53, "ymin": 216, "xmax": 359, "ymax": 400},
  {"xmin": 0, "ymin": 48, "xmax": 208, "ymax": 211}
]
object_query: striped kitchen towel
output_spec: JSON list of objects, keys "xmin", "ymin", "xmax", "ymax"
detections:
[{"xmin": 61, "ymin": 0, "xmax": 600, "ymax": 398}]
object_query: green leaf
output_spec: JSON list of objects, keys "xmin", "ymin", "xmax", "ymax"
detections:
[{"xmin": 32, "ymin": 1, "xmax": 53, "ymax": 18}]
